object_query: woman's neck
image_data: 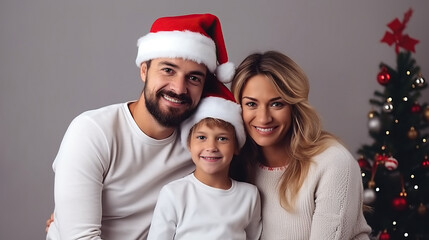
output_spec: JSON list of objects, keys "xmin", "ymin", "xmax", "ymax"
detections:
[{"xmin": 261, "ymin": 145, "xmax": 290, "ymax": 168}]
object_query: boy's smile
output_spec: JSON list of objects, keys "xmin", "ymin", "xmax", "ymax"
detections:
[{"xmin": 188, "ymin": 123, "xmax": 237, "ymax": 188}]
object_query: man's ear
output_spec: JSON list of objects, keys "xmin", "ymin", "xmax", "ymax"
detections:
[{"xmin": 140, "ymin": 62, "xmax": 148, "ymax": 83}]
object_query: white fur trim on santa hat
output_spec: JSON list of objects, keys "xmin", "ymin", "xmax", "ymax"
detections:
[
  {"xmin": 180, "ymin": 97, "xmax": 246, "ymax": 150},
  {"xmin": 215, "ymin": 62, "xmax": 235, "ymax": 83},
  {"xmin": 136, "ymin": 31, "xmax": 217, "ymax": 72}
]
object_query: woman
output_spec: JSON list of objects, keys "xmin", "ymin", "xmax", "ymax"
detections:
[{"xmin": 230, "ymin": 51, "xmax": 371, "ymax": 239}]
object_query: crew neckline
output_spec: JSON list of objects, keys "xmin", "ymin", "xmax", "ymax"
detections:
[{"xmin": 258, "ymin": 163, "xmax": 288, "ymax": 171}]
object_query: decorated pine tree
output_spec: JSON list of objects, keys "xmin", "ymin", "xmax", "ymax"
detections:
[{"xmin": 357, "ymin": 8, "xmax": 429, "ymax": 240}]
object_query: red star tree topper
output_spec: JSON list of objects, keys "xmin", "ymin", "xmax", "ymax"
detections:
[{"xmin": 380, "ymin": 8, "xmax": 419, "ymax": 54}]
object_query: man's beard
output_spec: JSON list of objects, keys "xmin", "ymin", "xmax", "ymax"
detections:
[{"xmin": 144, "ymin": 85, "xmax": 196, "ymax": 128}]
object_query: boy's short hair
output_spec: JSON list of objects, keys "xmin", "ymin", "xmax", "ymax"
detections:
[
  {"xmin": 187, "ymin": 117, "xmax": 238, "ymax": 148},
  {"xmin": 180, "ymin": 81, "xmax": 246, "ymax": 151}
]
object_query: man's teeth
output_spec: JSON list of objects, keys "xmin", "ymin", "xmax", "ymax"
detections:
[
  {"xmin": 163, "ymin": 95, "xmax": 182, "ymax": 103},
  {"xmin": 256, "ymin": 127, "xmax": 274, "ymax": 132}
]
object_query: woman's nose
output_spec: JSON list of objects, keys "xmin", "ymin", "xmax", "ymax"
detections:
[{"xmin": 256, "ymin": 107, "xmax": 272, "ymax": 124}]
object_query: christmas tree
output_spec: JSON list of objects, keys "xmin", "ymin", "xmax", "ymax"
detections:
[{"xmin": 357, "ymin": 8, "xmax": 429, "ymax": 240}]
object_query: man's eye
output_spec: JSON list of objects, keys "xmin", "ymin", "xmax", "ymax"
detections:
[
  {"xmin": 162, "ymin": 68, "xmax": 173, "ymax": 73},
  {"xmin": 188, "ymin": 76, "xmax": 202, "ymax": 84}
]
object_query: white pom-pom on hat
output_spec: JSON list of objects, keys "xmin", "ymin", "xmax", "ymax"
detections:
[{"xmin": 215, "ymin": 62, "xmax": 235, "ymax": 83}]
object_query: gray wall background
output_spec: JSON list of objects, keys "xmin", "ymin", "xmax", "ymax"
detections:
[{"xmin": 1, "ymin": 1, "xmax": 428, "ymax": 239}]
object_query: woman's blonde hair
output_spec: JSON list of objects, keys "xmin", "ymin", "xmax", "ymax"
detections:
[{"xmin": 231, "ymin": 51, "xmax": 336, "ymax": 211}]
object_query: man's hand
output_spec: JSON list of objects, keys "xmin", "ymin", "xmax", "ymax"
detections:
[{"xmin": 45, "ymin": 213, "xmax": 54, "ymax": 233}]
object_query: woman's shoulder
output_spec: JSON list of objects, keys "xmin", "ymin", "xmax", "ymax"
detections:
[
  {"xmin": 308, "ymin": 141, "xmax": 362, "ymax": 187},
  {"xmin": 312, "ymin": 140, "xmax": 358, "ymax": 170}
]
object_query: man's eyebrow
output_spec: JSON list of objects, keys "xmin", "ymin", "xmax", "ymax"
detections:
[
  {"xmin": 158, "ymin": 61, "xmax": 206, "ymax": 77},
  {"xmin": 158, "ymin": 61, "xmax": 179, "ymax": 68},
  {"xmin": 189, "ymin": 70, "xmax": 206, "ymax": 77}
]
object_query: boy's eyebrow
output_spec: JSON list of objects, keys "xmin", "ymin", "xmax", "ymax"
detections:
[{"xmin": 194, "ymin": 130, "xmax": 230, "ymax": 135}]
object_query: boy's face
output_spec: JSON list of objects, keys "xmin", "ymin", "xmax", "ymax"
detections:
[{"xmin": 189, "ymin": 123, "xmax": 237, "ymax": 179}]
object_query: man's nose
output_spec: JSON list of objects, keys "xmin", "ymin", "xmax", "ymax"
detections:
[{"xmin": 169, "ymin": 76, "xmax": 187, "ymax": 95}]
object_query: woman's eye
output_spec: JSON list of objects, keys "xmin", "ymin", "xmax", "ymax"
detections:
[
  {"xmin": 244, "ymin": 102, "xmax": 256, "ymax": 107},
  {"xmin": 196, "ymin": 136, "xmax": 206, "ymax": 140},
  {"xmin": 271, "ymin": 102, "xmax": 284, "ymax": 107}
]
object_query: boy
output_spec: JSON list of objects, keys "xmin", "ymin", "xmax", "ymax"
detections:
[{"xmin": 147, "ymin": 83, "xmax": 262, "ymax": 240}]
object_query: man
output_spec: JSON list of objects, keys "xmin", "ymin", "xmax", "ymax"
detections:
[{"xmin": 46, "ymin": 13, "xmax": 234, "ymax": 240}]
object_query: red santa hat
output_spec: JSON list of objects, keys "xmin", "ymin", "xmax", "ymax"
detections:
[
  {"xmin": 180, "ymin": 79, "xmax": 246, "ymax": 150},
  {"xmin": 136, "ymin": 13, "xmax": 235, "ymax": 83}
]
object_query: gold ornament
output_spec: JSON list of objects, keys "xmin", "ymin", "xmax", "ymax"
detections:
[
  {"xmin": 424, "ymin": 107, "xmax": 429, "ymax": 122},
  {"xmin": 383, "ymin": 102, "xmax": 394, "ymax": 113},
  {"xmin": 368, "ymin": 180, "xmax": 376, "ymax": 189},
  {"xmin": 418, "ymin": 203, "xmax": 427, "ymax": 216},
  {"xmin": 414, "ymin": 74, "xmax": 426, "ymax": 87},
  {"xmin": 407, "ymin": 126, "xmax": 418, "ymax": 140}
]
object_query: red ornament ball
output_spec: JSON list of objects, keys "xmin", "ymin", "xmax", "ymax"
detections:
[
  {"xmin": 411, "ymin": 103, "xmax": 421, "ymax": 113},
  {"xmin": 422, "ymin": 156, "xmax": 429, "ymax": 168},
  {"xmin": 379, "ymin": 231, "xmax": 390, "ymax": 240},
  {"xmin": 377, "ymin": 67, "xmax": 391, "ymax": 85},
  {"xmin": 358, "ymin": 157, "xmax": 371, "ymax": 170},
  {"xmin": 392, "ymin": 196, "xmax": 408, "ymax": 211}
]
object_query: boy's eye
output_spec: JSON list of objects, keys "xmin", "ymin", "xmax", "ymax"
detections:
[
  {"xmin": 218, "ymin": 137, "xmax": 228, "ymax": 141},
  {"xmin": 196, "ymin": 136, "xmax": 206, "ymax": 140}
]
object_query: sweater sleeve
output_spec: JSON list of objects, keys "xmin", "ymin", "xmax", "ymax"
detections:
[
  {"xmin": 309, "ymin": 145, "xmax": 371, "ymax": 240},
  {"xmin": 50, "ymin": 115, "xmax": 110, "ymax": 239},
  {"xmin": 147, "ymin": 185, "xmax": 178, "ymax": 240}
]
